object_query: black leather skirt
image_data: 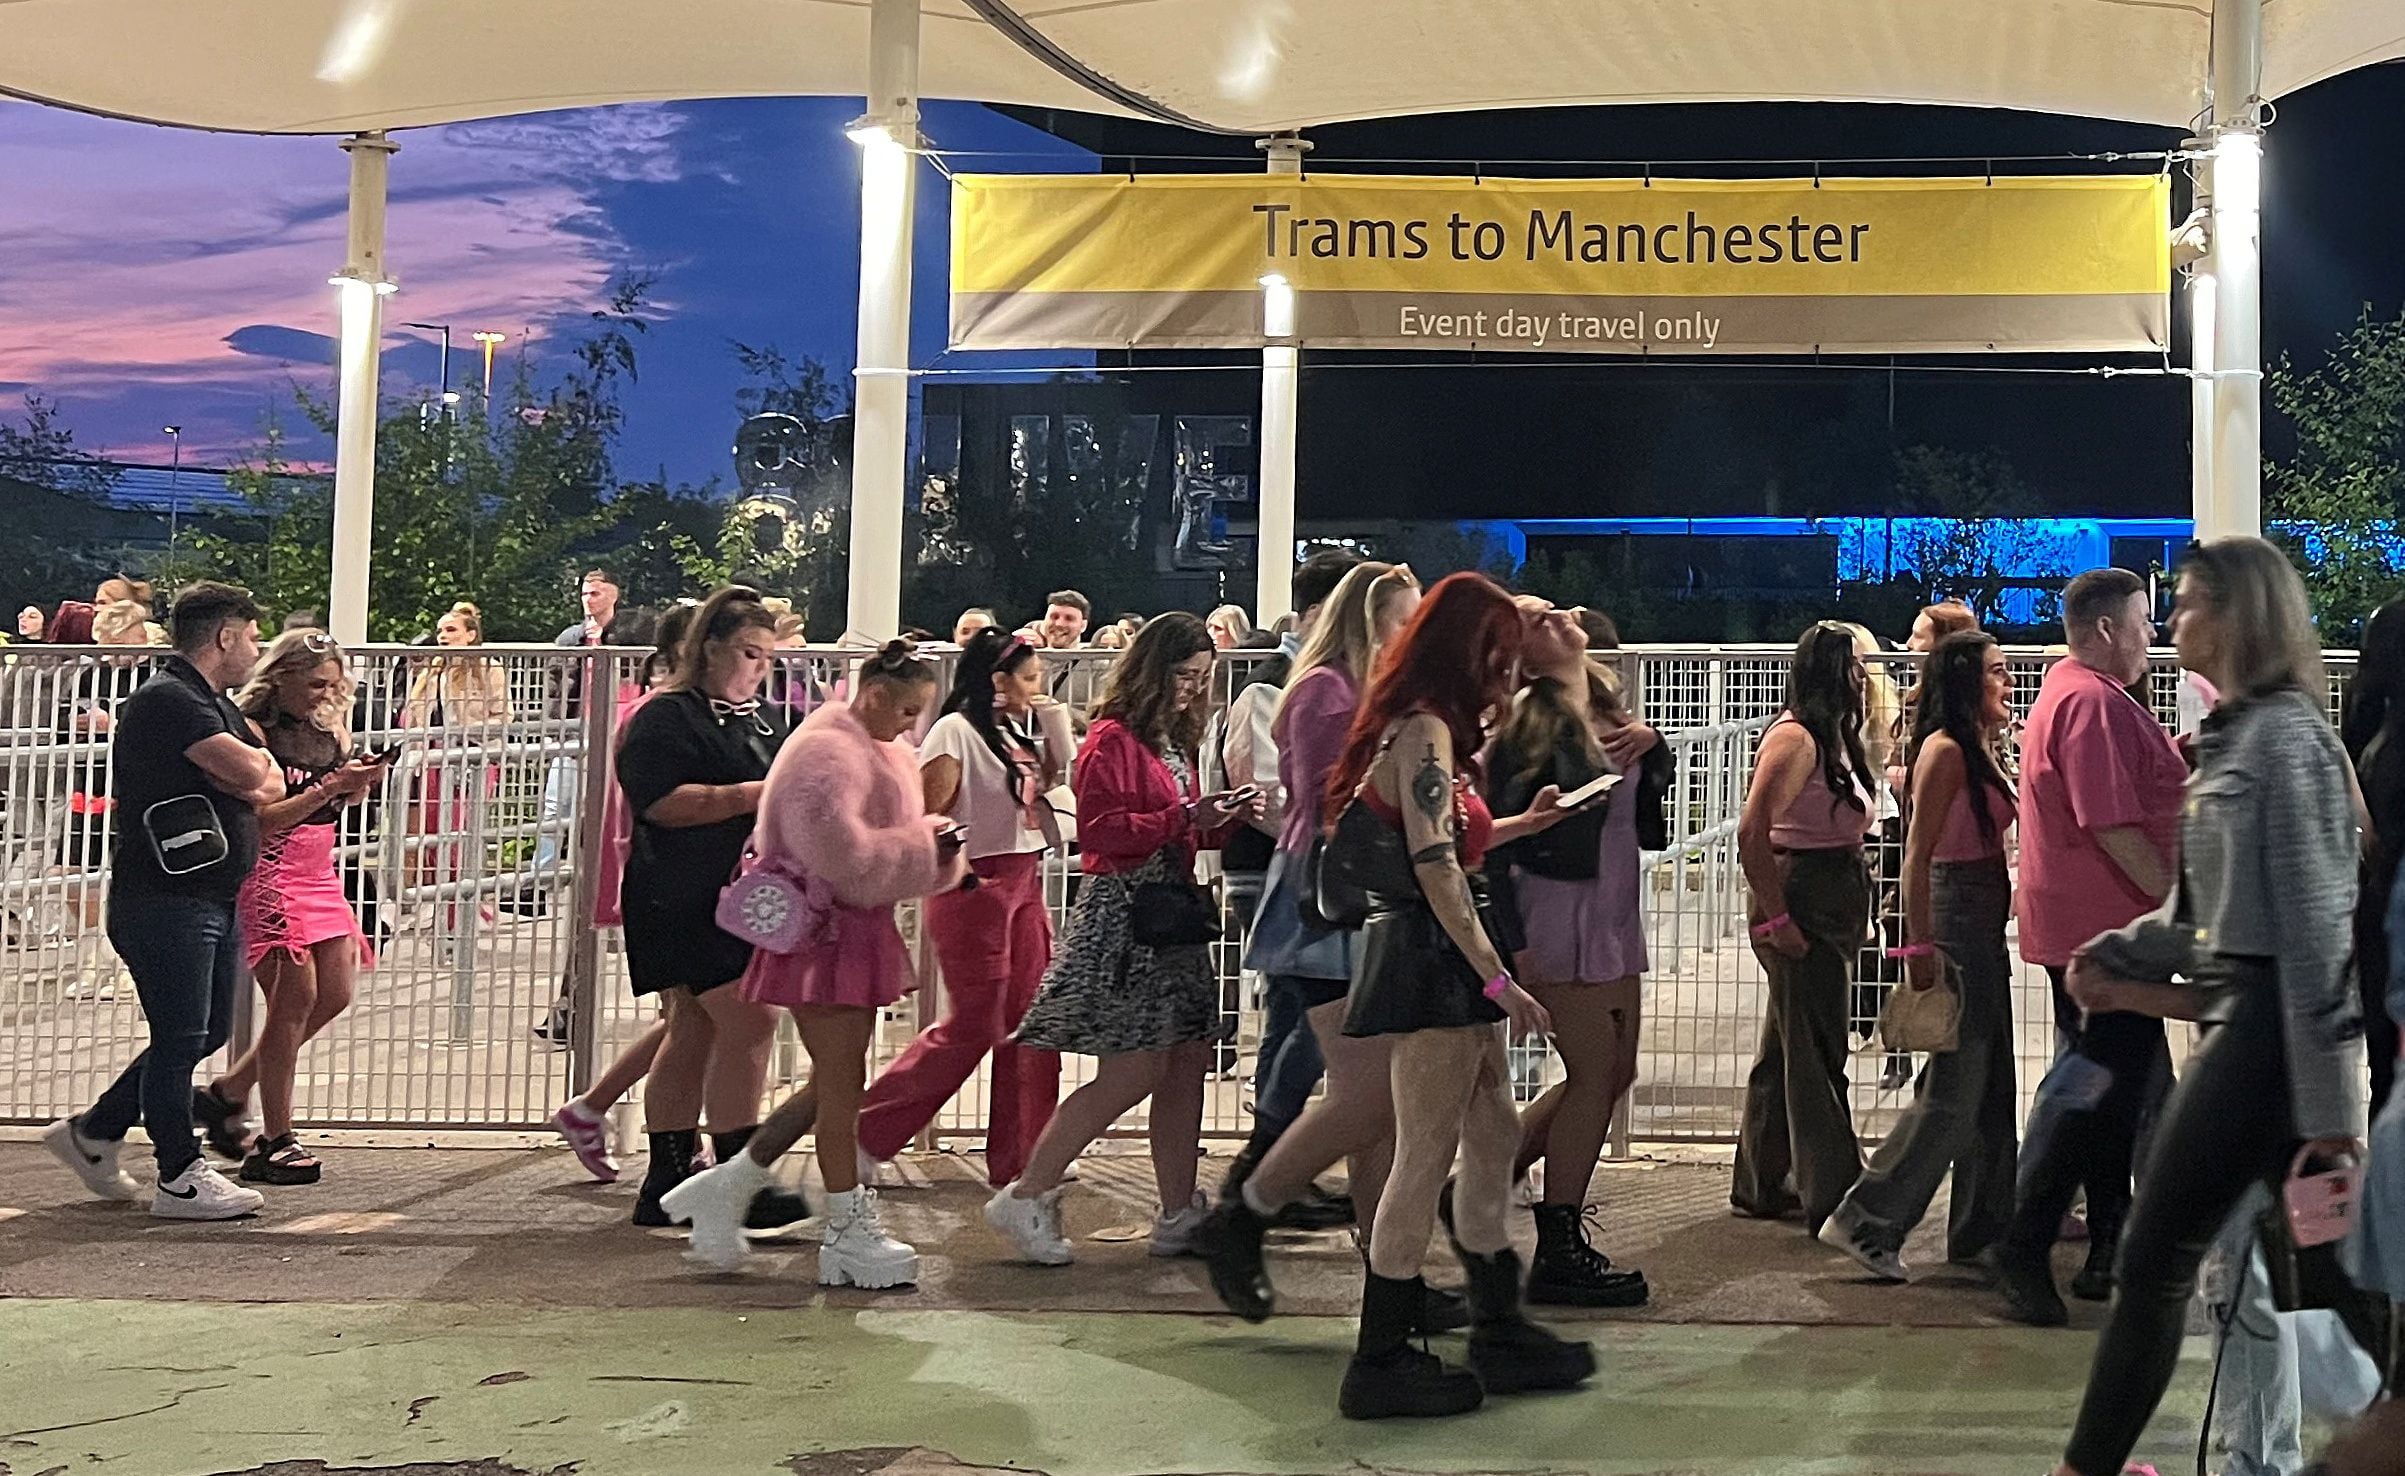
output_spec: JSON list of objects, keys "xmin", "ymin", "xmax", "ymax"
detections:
[{"xmin": 1342, "ymin": 889, "xmax": 1506, "ymax": 1039}]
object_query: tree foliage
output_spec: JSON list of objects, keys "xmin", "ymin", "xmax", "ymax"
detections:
[{"xmin": 2266, "ymin": 307, "xmax": 2405, "ymax": 642}]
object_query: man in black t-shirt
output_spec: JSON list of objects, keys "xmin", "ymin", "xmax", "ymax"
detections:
[{"xmin": 43, "ymin": 582, "xmax": 278, "ymax": 1221}]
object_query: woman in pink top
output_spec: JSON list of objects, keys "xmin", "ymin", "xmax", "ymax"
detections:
[
  {"xmin": 1820, "ymin": 630, "xmax": 2020, "ymax": 1279},
  {"xmin": 1731, "ymin": 622, "xmax": 1878, "ymax": 1233}
]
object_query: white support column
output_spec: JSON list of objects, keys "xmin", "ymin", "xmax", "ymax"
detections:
[
  {"xmin": 329, "ymin": 131, "xmax": 396, "ymax": 646},
  {"xmin": 843, "ymin": 0, "xmax": 921, "ymax": 641},
  {"xmin": 2195, "ymin": 0, "xmax": 2263, "ymax": 541},
  {"xmin": 1253, "ymin": 133, "xmax": 1309, "ymax": 627}
]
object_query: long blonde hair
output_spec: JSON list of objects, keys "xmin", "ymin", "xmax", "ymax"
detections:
[
  {"xmin": 2182, "ymin": 537, "xmax": 2327, "ymax": 701},
  {"xmin": 238, "ymin": 630, "xmax": 356, "ymax": 742},
  {"xmin": 1274, "ymin": 561, "xmax": 1417, "ymax": 741}
]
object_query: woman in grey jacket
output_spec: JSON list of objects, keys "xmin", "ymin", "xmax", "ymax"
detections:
[{"xmin": 2049, "ymin": 537, "xmax": 2371, "ymax": 1476}]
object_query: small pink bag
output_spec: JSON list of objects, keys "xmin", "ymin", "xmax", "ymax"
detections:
[
  {"xmin": 715, "ymin": 846, "xmax": 834, "ymax": 955},
  {"xmin": 2283, "ymin": 1145, "xmax": 2361, "ymax": 1249}
]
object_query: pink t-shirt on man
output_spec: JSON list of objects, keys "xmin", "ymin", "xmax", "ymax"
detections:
[{"xmin": 2014, "ymin": 656, "xmax": 2187, "ymax": 967}]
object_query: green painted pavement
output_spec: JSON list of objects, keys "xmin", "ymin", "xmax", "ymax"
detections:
[{"xmin": 0, "ymin": 1299, "xmax": 2206, "ymax": 1476}]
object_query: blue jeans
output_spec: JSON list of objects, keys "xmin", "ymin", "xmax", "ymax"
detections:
[
  {"xmin": 2206, "ymin": 1187, "xmax": 2382, "ymax": 1476},
  {"xmin": 1251, "ymin": 975, "xmax": 1328, "ymax": 1141},
  {"xmin": 82, "ymin": 893, "xmax": 244, "ymax": 1179},
  {"xmin": 533, "ymin": 754, "xmax": 578, "ymax": 874}
]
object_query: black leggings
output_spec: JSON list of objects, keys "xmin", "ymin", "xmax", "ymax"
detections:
[{"xmin": 2062, "ymin": 966, "xmax": 2297, "ymax": 1476}]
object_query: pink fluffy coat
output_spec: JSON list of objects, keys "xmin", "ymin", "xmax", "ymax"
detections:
[{"xmin": 754, "ymin": 699, "xmax": 962, "ymax": 909}]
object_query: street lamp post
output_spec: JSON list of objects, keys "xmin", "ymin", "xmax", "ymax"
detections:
[
  {"xmin": 471, "ymin": 331, "xmax": 507, "ymax": 407},
  {"xmin": 163, "ymin": 424, "xmax": 183, "ymax": 563},
  {"xmin": 405, "ymin": 322, "xmax": 452, "ymax": 411}
]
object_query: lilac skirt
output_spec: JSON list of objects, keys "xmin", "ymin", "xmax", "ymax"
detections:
[{"xmin": 1510, "ymin": 796, "xmax": 1647, "ymax": 985}]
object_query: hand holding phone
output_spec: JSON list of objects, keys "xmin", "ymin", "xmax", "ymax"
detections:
[{"xmin": 1555, "ymin": 773, "xmax": 1623, "ymax": 810}]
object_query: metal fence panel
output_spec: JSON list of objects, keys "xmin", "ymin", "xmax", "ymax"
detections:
[{"xmin": 0, "ymin": 642, "xmax": 2360, "ymax": 1149}]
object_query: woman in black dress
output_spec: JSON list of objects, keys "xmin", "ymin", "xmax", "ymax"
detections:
[{"xmin": 614, "ymin": 586, "xmax": 806, "ymax": 1228}]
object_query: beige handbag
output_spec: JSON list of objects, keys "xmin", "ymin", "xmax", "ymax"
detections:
[{"xmin": 1879, "ymin": 957, "xmax": 1962, "ymax": 1053}]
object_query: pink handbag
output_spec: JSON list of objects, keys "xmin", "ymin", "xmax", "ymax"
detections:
[
  {"xmin": 714, "ymin": 846, "xmax": 833, "ymax": 955},
  {"xmin": 2283, "ymin": 1145, "xmax": 2361, "ymax": 1249}
]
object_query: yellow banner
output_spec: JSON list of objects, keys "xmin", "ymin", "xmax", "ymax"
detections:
[{"xmin": 950, "ymin": 173, "xmax": 2169, "ymax": 356}]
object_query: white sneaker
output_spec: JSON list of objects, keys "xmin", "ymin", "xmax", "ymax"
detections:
[
  {"xmin": 818, "ymin": 1186, "xmax": 919, "ymax": 1289},
  {"xmin": 662, "ymin": 1154, "xmax": 768, "ymax": 1273},
  {"xmin": 1149, "ymin": 1189, "xmax": 1212, "ymax": 1258},
  {"xmin": 550, "ymin": 1099, "xmax": 619, "ymax": 1182},
  {"xmin": 984, "ymin": 1182, "xmax": 1074, "ymax": 1266},
  {"xmin": 151, "ymin": 1160, "xmax": 264, "ymax": 1220},
  {"xmin": 42, "ymin": 1117, "xmax": 139, "ymax": 1201},
  {"xmin": 1818, "ymin": 1212, "xmax": 1908, "ymax": 1282}
]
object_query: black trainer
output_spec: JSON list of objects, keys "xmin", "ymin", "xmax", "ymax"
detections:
[
  {"xmin": 744, "ymin": 1185, "xmax": 812, "ymax": 1231},
  {"xmin": 1994, "ymin": 1245, "xmax": 2071, "ymax": 1327},
  {"xmin": 1527, "ymin": 1202, "xmax": 1651, "ymax": 1308},
  {"xmin": 1273, "ymin": 1185, "xmax": 1355, "ymax": 1232},
  {"xmin": 1338, "ymin": 1272, "xmax": 1484, "ymax": 1420},
  {"xmin": 1198, "ymin": 1198, "xmax": 1276, "ymax": 1322}
]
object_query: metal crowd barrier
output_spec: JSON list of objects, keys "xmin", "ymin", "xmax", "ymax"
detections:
[{"xmin": 0, "ymin": 641, "xmax": 2361, "ymax": 1152}]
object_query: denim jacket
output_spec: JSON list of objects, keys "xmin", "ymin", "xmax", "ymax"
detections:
[{"xmin": 2082, "ymin": 688, "xmax": 2367, "ymax": 1140}]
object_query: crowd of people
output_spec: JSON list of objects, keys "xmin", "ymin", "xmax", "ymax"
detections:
[{"xmin": 23, "ymin": 540, "xmax": 2405, "ymax": 1456}]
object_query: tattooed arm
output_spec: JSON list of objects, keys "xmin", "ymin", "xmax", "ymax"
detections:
[{"xmin": 1374, "ymin": 714, "xmax": 1549, "ymax": 1035}]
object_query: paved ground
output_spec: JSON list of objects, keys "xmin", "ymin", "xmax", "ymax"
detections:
[{"xmin": 0, "ymin": 1141, "xmax": 2217, "ymax": 1476}]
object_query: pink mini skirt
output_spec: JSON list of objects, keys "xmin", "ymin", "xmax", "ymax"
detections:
[
  {"xmin": 738, "ymin": 904, "xmax": 912, "ymax": 1012},
  {"xmin": 238, "ymin": 823, "xmax": 376, "ymax": 972}
]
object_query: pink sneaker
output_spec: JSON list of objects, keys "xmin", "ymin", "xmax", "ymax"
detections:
[{"xmin": 551, "ymin": 1100, "xmax": 617, "ymax": 1182}]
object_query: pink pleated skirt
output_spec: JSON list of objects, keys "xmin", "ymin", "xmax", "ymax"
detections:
[
  {"xmin": 738, "ymin": 905, "xmax": 912, "ymax": 1011},
  {"xmin": 238, "ymin": 823, "xmax": 376, "ymax": 972}
]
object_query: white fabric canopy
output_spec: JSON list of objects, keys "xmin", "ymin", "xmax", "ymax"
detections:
[{"xmin": 3, "ymin": 0, "xmax": 2401, "ymax": 136}]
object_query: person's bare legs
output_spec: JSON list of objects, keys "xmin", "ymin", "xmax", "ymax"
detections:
[
  {"xmin": 695, "ymin": 986, "xmax": 778, "ymax": 1135},
  {"xmin": 1011, "ymin": 1050, "xmax": 1168, "ymax": 1197},
  {"xmin": 642, "ymin": 988, "xmax": 716, "ymax": 1133},
  {"xmin": 1147, "ymin": 1039, "xmax": 1214, "ymax": 1210},
  {"xmin": 1247, "ymin": 1000, "xmax": 1396, "ymax": 1218},
  {"xmin": 215, "ymin": 950, "xmax": 315, "ymax": 1138},
  {"xmin": 1526, "ymin": 977, "xmax": 1641, "ymax": 1206},
  {"xmin": 575, "ymin": 1018, "xmax": 666, "ymax": 1115},
  {"xmin": 775, "ymin": 1006, "xmax": 876, "ymax": 1191}
]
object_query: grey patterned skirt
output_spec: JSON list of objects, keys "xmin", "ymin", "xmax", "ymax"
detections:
[{"xmin": 1013, "ymin": 850, "xmax": 1225, "ymax": 1057}]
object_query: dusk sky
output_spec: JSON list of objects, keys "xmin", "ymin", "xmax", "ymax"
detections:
[{"xmin": 0, "ymin": 96, "xmax": 1092, "ymax": 483}]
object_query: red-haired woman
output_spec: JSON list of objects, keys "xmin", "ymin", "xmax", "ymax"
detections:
[{"xmin": 1321, "ymin": 572, "xmax": 1595, "ymax": 1420}]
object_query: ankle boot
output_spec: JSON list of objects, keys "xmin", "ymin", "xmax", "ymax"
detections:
[
  {"xmin": 1527, "ymin": 1202, "xmax": 1651, "ymax": 1308},
  {"xmin": 1459, "ymin": 1246, "xmax": 1597, "ymax": 1394},
  {"xmin": 1199, "ymin": 1196, "xmax": 1276, "ymax": 1322},
  {"xmin": 1337, "ymin": 1271, "xmax": 1484, "ymax": 1420},
  {"xmin": 1218, "ymin": 1138, "xmax": 1266, "ymax": 1203},
  {"xmin": 2069, "ymin": 1222, "xmax": 2119, "ymax": 1303},
  {"xmin": 634, "ymin": 1128, "xmax": 699, "ymax": 1226}
]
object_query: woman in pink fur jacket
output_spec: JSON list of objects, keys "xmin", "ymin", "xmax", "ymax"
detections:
[{"xmin": 665, "ymin": 642, "xmax": 965, "ymax": 1287}]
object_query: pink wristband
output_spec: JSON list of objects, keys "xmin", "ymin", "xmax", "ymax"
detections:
[
  {"xmin": 1482, "ymin": 972, "xmax": 1512, "ymax": 1001},
  {"xmin": 1885, "ymin": 943, "xmax": 1935, "ymax": 960},
  {"xmin": 1750, "ymin": 914, "xmax": 1792, "ymax": 940}
]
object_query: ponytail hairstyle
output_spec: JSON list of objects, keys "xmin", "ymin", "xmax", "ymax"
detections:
[
  {"xmin": 1907, "ymin": 630, "xmax": 2014, "ymax": 846},
  {"xmin": 943, "ymin": 626, "xmax": 1040, "ymax": 772},
  {"xmin": 857, "ymin": 637, "xmax": 938, "ymax": 694},
  {"xmin": 659, "ymin": 586, "xmax": 774, "ymax": 694},
  {"xmin": 443, "ymin": 601, "xmax": 485, "ymax": 643}
]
